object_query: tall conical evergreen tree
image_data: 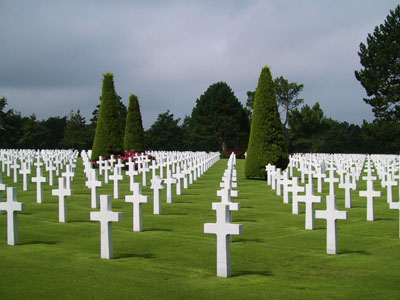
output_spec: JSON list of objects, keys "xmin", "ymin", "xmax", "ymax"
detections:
[
  {"xmin": 123, "ymin": 94, "xmax": 145, "ymax": 153},
  {"xmin": 245, "ymin": 66, "xmax": 289, "ymax": 178},
  {"xmin": 91, "ymin": 73, "xmax": 123, "ymax": 161}
]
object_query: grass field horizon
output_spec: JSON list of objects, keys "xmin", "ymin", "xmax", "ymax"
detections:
[{"xmin": 0, "ymin": 158, "xmax": 399, "ymax": 299}]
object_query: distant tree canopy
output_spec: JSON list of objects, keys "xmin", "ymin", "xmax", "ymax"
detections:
[
  {"xmin": 188, "ymin": 82, "xmax": 249, "ymax": 152},
  {"xmin": 62, "ymin": 110, "xmax": 91, "ymax": 150},
  {"xmin": 144, "ymin": 111, "xmax": 182, "ymax": 151},
  {"xmin": 355, "ymin": 4, "xmax": 400, "ymax": 121}
]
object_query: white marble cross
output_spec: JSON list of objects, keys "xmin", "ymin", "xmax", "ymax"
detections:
[
  {"xmin": 19, "ymin": 162, "xmax": 31, "ymax": 191},
  {"xmin": 141, "ymin": 161, "xmax": 149, "ymax": 186},
  {"xmin": 359, "ymin": 179, "xmax": 381, "ymax": 221},
  {"xmin": 149, "ymin": 160, "xmax": 158, "ymax": 179},
  {"xmin": 338, "ymin": 173, "xmax": 356, "ymax": 208},
  {"xmin": 283, "ymin": 176, "xmax": 299, "ymax": 205},
  {"xmin": 11, "ymin": 160, "xmax": 20, "ymax": 183},
  {"xmin": 280, "ymin": 172, "xmax": 292, "ymax": 204},
  {"xmin": 52, "ymin": 177, "xmax": 73, "ymax": 223},
  {"xmin": 389, "ymin": 201, "xmax": 400, "ymax": 238},
  {"xmin": 109, "ymin": 167, "xmax": 123, "ymax": 199},
  {"xmin": 85, "ymin": 169, "xmax": 103, "ymax": 209},
  {"xmin": 125, "ymin": 182, "xmax": 149, "ymax": 232},
  {"xmin": 0, "ymin": 187, "xmax": 26, "ymax": 245},
  {"xmin": 96, "ymin": 156, "xmax": 104, "ymax": 175},
  {"xmin": 315, "ymin": 194, "xmax": 348, "ymax": 254},
  {"xmin": 47, "ymin": 161, "xmax": 56, "ymax": 186},
  {"xmin": 164, "ymin": 170, "xmax": 177, "ymax": 204},
  {"xmin": 275, "ymin": 169, "xmax": 282, "ymax": 196},
  {"xmin": 382, "ymin": 176, "xmax": 397, "ymax": 204},
  {"xmin": 62, "ymin": 164, "xmax": 74, "ymax": 189},
  {"xmin": 297, "ymin": 183, "xmax": 321, "ymax": 230},
  {"xmin": 324, "ymin": 169, "xmax": 339, "ymax": 196},
  {"xmin": 115, "ymin": 159, "xmax": 124, "ymax": 175},
  {"xmin": 103, "ymin": 161, "xmax": 111, "ymax": 184},
  {"xmin": 174, "ymin": 169, "xmax": 185, "ymax": 196},
  {"xmin": 204, "ymin": 202, "xmax": 243, "ymax": 278},
  {"xmin": 31, "ymin": 167, "xmax": 47, "ymax": 204},
  {"xmin": 90, "ymin": 195, "xmax": 122, "ymax": 259},
  {"xmin": 126, "ymin": 158, "xmax": 138, "ymax": 189},
  {"xmin": 265, "ymin": 164, "xmax": 275, "ymax": 186},
  {"xmin": 150, "ymin": 175, "xmax": 164, "ymax": 215},
  {"xmin": 0, "ymin": 173, "xmax": 6, "ymax": 193},
  {"xmin": 289, "ymin": 177, "xmax": 305, "ymax": 214},
  {"xmin": 314, "ymin": 167, "xmax": 326, "ymax": 193}
]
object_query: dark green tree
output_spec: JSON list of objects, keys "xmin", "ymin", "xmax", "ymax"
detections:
[
  {"xmin": 245, "ymin": 90, "xmax": 256, "ymax": 120},
  {"xmin": 41, "ymin": 116, "xmax": 67, "ymax": 149},
  {"xmin": 245, "ymin": 66, "xmax": 288, "ymax": 178},
  {"xmin": 91, "ymin": 73, "xmax": 124, "ymax": 160},
  {"xmin": 361, "ymin": 119, "xmax": 400, "ymax": 154},
  {"xmin": 91, "ymin": 94, "xmax": 127, "ymax": 140},
  {"xmin": 190, "ymin": 82, "xmax": 249, "ymax": 152},
  {"xmin": 288, "ymin": 102, "xmax": 326, "ymax": 152},
  {"xmin": 62, "ymin": 110, "xmax": 89, "ymax": 150},
  {"xmin": 274, "ymin": 76, "xmax": 304, "ymax": 128},
  {"xmin": 145, "ymin": 111, "xmax": 182, "ymax": 151},
  {"xmin": 18, "ymin": 114, "xmax": 49, "ymax": 149},
  {"xmin": 0, "ymin": 98, "xmax": 25, "ymax": 148},
  {"xmin": 124, "ymin": 94, "xmax": 145, "ymax": 152},
  {"xmin": 355, "ymin": 5, "xmax": 400, "ymax": 121}
]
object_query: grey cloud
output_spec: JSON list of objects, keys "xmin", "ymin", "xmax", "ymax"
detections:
[{"xmin": 0, "ymin": 0, "xmax": 398, "ymax": 128}]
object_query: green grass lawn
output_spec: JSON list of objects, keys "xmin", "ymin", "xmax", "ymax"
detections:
[{"xmin": 0, "ymin": 158, "xmax": 399, "ymax": 299}]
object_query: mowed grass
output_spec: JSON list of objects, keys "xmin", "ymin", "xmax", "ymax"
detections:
[{"xmin": 0, "ymin": 158, "xmax": 400, "ymax": 299}]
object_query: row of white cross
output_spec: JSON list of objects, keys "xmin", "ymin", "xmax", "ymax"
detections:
[
  {"xmin": 266, "ymin": 153, "xmax": 400, "ymax": 254},
  {"xmin": 0, "ymin": 149, "xmax": 221, "ymax": 258},
  {"xmin": 82, "ymin": 150, "xmax": 221, "ymax": 259},
  {"xmin": 204, "ymin": 153, "xmax": 243, "ymax": 277}
]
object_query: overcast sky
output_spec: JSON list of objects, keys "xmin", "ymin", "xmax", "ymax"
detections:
[{"xmin": 0, "ymin": 0, "xmax": 398, "ymax": 128}]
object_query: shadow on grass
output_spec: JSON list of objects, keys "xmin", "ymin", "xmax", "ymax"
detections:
[
  {"xmin": 20, "ymin": 240, "xmax": 59, "ymax": 245},
  {"xmin": 69, "ymin": 220, "xmax": 89, "ymax": 223},
  {"xmin": 241, "ymin": 206, "xmax": 253, "ymax": 209},
  {"xmin": 235, "ymin": 219, "xmax": 257, "ymax": 223},
  {"xmin": 115, "ymin": 253, "xmax": 155, "ymax": 260},
  {"xmin": 339, "ymin": 249, "xmax": 370, "ymax": 255},
  {"xmin": 233, "ymin": 270, "xmax": 273, "ymax": 277},
  {"xmin": 232, "ymin": 238, "xmax": 264, "ymax": 243},
  {"xmin": 176, "ymin": 201, "xmax": 193, "ymax": 204},
  {"xmin": 375, "ymin": 218, "xmax": 395, "ymax": 221},
  {"xmin": 144, "ymin": 228, "xmax": 173, "ymax": 232},
  {"xmin": 166, "ymin": 212, "xmax": 188, "ymax": 216}
]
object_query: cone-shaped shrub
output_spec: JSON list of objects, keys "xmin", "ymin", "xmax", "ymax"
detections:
[
  {"xmin": 123, "ymin": 94, "xmax": 145, "ymax": 153},
  {"xmin": 91, "ymin": 73, "xmax": 123, "ymax": 161},
  {"xmin": 245, "ymin": 66, "xmax": 289, "ymax": 178}
]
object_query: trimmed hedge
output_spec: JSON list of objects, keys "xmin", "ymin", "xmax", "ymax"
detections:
[
  {"xmin": 91, "ymin": 73, "xmax": 123, "ymax": 161},
  {"xmin": 123, "ymin": 94, "xmax": 145, "ymax": 153},
  {"xmin": 245, "ymin": 66, "xmax": 289, "ymax": 178}
]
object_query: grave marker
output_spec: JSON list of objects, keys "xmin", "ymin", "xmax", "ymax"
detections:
[
  {"xmin": 315, "ymin": 194, "xmax": 348, "ymax": 254},
  {"xmin": 204, "ymin": 202, "xmax": 243, "ymax": 278},
  {"xmin": 125, "ymin": 182, "xmax": 149, "ymax": 232},
  {"xmin": 0, "ymin": 187, "xmax": 26, "ymax": 245},
  {"xmin": 90, "ymin": 195, "xmax": 122, "ymax": 259}
]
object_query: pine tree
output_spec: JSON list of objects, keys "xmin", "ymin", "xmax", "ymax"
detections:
[
  {"xmin": 355, "ymin": 5, "xmax": 400, "ymax": 121},
  {"xmin": 91, "ymin": 73, "xmax": 123, "ymax": 161},
  {"xmin": 245, "ymin": 66, "xmax": 289, "ymax": 178},
  {"xmin": 190, "ymin": 82, "xmax": 249, "ymax": 151},
  {"xmin": 123, "ymin": 94, "xmax": 145, "ymax": 153}
]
